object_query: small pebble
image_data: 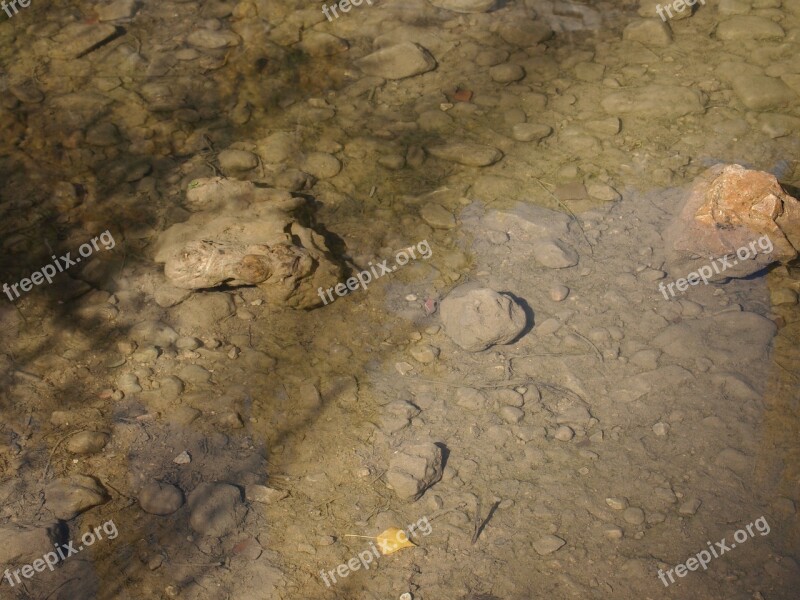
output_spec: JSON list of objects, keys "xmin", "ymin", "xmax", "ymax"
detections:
[
  {"xmin": 549, "ymin": 285, "xmax": 570, "ymax": 302},
  {"xmin": 554, "ymin": 425, "xmax": 574, "ymax": 441},
  {"xmin": 487, "ymin": 230, "xmax": 509, "ymax": 244},
  {"xmin": 410, "ymin": 344, "xmax": 439, "ymax": 363},
  {"xmin": 499, "ymin": 406, "xmax": 524, "ymax": 424},
  {"xmin": 406, "ymin": 294, "xmax": 418, "ymax": 302},
  {"xmin": 604, "ymin": 525, "xmax": 624, "ymax": 540},
  {"xmin": 678, "ymin": 497, "xmax": 702, "ymax": 516},
  {"xmin": 623, "ymin": 507, "xmax": 645, "ymax": 525},
  {"xmin": 395, "ymin": 362, "xmax": 414, "ymax": 375},
  {"xmin": 173, "ymin": 450, "xmax": 191, "ymax": 465},
  {"xmin": 606, "ymin": 497, "xmax": 628, "ymax": 510},
  {"xmin": 533, "ymin": 534, "xmax": 566, "ymax": 555},
  {"xmin": 653, "ymin": 422, "xmax": 670, "ymax": 436}
]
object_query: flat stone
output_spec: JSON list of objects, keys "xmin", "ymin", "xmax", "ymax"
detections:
[
  {"xmin": 410, "ymin": 344, "xmax": 439, "ymax": 363},
  {"xmin": 532, "ymin": 238, "xmax": 579, "ymax": 268},
  {"xmin": 97, "ymin": 0, "xmax": 138, "ymax": 21},
  {"xmin": 533, "ymin": 534, "xmax": 566, "ymax": 555},
  {"xmin": 483, "ymin": 204, "xmax": 571, "ymax": 238},
  {"xmin": 584, "ymin": 117, "xmax": 621, "ymax": 136},
  {"xmin": 499, "ymin": 405, "xmax": 524, "ymax": 423},
  {"xmin": 187, "ymin": 29, "xmax": 241, "ymax": 49},
  {"xmin": 730, "ymin": 75, "xmax": 796, "ymax": 110},
  {"xmin": 455, "ymin": 387, "xmax": 487, "ymax": 410},
  {"xmin": 218, "ymin": 149, "xmax": 259, "ymax": 172},
  {"xmin": 606, "ymin": 497, "xmax": 628, "ymax": 510},
  {"xmin": 420, "ymin": 203, "xmax": 456, "ymax": 229},
  {"xmin": 179, "ymin": 364, "xmax": 212, "ymax": 384},
  {"xmin": 716, "ymin": 16, "xmax": 784, "ymax": 40},
  {"xmin": 601, "ymin": 85, "xmax": 704, "ymax": 118},
  {"xmin": 497, "ymin": 20, "xmax": 554, "ymax": 46},
  {"xmin": 52, "ymin": 23, "xmax": 118, "ymax": 58},
  {"xmin": 623, "ymin": 19, "xmax": 673, "ymax": 47},
  {"xmin": 355, "ymin": 42, "xmax": 437, "ymax": 80},
  {"xmin": 623, "ymin": 507, "xmax": 645, "ymax": 525},
  {"xmin": 489, "ymin": 63, "xmax": 526, "ymax": 83},
  {"xmin": 678, "ymin": 497, "xmax": 702, "ymax": 515},
  {"xmin": 717, "ymin": 0, "xmax": 751, "ymax": 16},
  {"xmin": 574, "ymin": 61, "xmax": 605, "ymax": 82},
  {"xmin": 512, "ymin": 123, "xmax": 552, "ymax": 142},
  {"xmin": 0, "ymin": 522, "xmax": 67, "ymax": 565},
  {"xmin": 66, "ymin": 431, "xmax": 109, "ymax": 455},
  {"xmin": 302, "ymin": 152, "xmax": 341, "ymax": 179},
  {"xmin": 428, "ymin": 0, "xmax": 497, "ymax": 12},
  {"xmin": 246, "ymin": 485, "xmax": 289, "ymax": 504},
  {"xmin": 298, "ymin": 32, "xmax": 349, "ymax": 57},
  {"xmin": 426, "ymin": 142, "xmax": 502, "ymax": 166},
  {"xmin": 715, "ymin": 447, "xmax": 752, "ymax": 476},
  {"xmin": 653, "ymin": 312, "xmax": 776, "ymax": 365},
  {"xmin": 587, "ymin": 182, "xmax": 621, "ymax": 201},
  {"xmin": 45, "ymin": 475, "xmax": 108, "ymax": 520}
]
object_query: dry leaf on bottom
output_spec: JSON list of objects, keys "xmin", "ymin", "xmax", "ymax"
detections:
[
  {"xmin": 343, "ymin": 527, "xmax": 417, "ymax": 556},
  {"xmin": 376, "ymin": 527, "xmax": 416, "ymax": 555}
]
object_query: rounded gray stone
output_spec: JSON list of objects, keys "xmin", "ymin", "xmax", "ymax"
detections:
[{"xmin": 139, "ymin": 481, "xmax": 185, "ymax": 516}]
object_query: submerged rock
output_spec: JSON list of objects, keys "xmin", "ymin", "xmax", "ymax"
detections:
[
  {"xmin": 188, "ymin": 483, "xmax": 245, "ymax": 537},
  {"xmin": 387, "ymin": 442, "xmax": 444, "ymax": 501},
  {"xmin": 429, "ymin": 0, "xmax": 497, "ymax": 12},
  {"xmin": 355, "ymin": 42, "xmax": 437, "ymax": 80},
  {"xmin": 139, "ymin": 481, "xmax": 185, "ymax": 515},
  {"xmin": 426, "ymin": 142, "xmax": 503, "ymax": 167},
  {"xmin": 440, "ymin": 286, "xmax": 528, "ymax": 351},
  {"xmin": 45, "ymin": 475, "xmax": 109, "ymax": 520},
  {"xmin": 664, "ymin": 164, "xmax": 800, "ymax": 280},
  {"xmin": 154, "ymin": 178, "xmax": 343, "ymax": 309},
  {"xmin": 0, "ymin": 522, "xmax": 67, "ymax": 566}
]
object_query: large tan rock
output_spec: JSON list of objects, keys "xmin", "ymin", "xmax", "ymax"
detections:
[
  {"xmin": 664, "ymin": 164, "xmax": 800, "ymax": 280},
  {"xmin": 154, "ymin": 178, "xmax": 343, "ymax": 309}
]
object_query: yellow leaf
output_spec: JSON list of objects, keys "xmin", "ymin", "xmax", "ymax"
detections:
[{"xmin": 375, "ymin": 527, "xmax": 416, "ymax": 555}]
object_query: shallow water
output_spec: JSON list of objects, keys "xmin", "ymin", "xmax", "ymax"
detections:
[{"xmin": 1, "ymin": 0, "xmax": 799, "ymax": 599}]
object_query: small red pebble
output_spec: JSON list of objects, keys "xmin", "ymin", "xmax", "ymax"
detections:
[
  {"xmin": 453, "ymin": 88, "xmax": 473, "ymax": 102},
  {"xmin": 424, "ymin": 298, "xmax": 438, "ymax": 315}
]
